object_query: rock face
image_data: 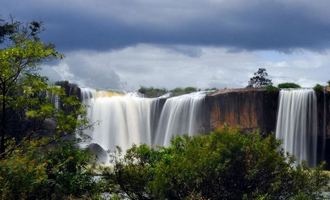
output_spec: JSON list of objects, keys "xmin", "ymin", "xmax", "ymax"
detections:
[
  {"xmin": 315, "ymin": 89, "xmax": 330, "ymax": 165},
  {"xmin": 205, "ymin": 88, "xmax": 279, "ymax": 135},
  {"xmin": 55, "ymin": 81, "xmax": 81, "ymax": 98},
  {"xmin": 86, "ymin": 143, "xmax": 109, "ymax": 164}
]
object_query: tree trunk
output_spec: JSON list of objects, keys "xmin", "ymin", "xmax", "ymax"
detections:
[{"xmin": 0, "ymin": 86, "xmax": 6, "ymax": 154}]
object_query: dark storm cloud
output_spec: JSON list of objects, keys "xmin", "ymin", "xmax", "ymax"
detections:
[{"xmin": 2, "ymin": 0, "xmax": 330, "ymax": 51}]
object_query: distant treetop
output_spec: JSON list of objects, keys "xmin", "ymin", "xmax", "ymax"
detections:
[
  {"xmin": 278, "ymin": 82, "xmax": 301, "ymax": 89},
  {"xmin": 247, "ymin": 68, "xmax": 273, "ymax": 88}
]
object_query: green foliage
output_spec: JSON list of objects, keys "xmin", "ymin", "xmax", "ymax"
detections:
[
  {"xmin": 138, "ymin": 86, "xmax": 168, "ymax": 98},
  {"xmin": 278, "ymin": 82, "xmax": 301, "ymax": 89},
  {"xmin": 138, "ymin": 86, "xmax": 198, "ymax": 98},
  {"xmin": 105, "ymin": 129, "xmax": 329, "ymax": 199},
  {"xmin": 0, "ymin": 19, "xmax": 98, "ymax": 199},
  {"xmin": 0, "ymin": 18, "xmax": 71, "ymax": 154},
  {"xmin": 248, "ymin": 68, "xmax": 273, "ymax": 88},
  {"xmin": 0, "ymin": 139, "xmax": 102, "ymax": 199},
  {"xmin": 265, "ymin": 85, "xmax": 279, "ymax": 93},
  {"xmin": 170, "ymin": 87, "xmax": 197, "ymax": 96},
  {"xmin": 314, "ymin": 84, "xmax": 324, "ymax": 93}
]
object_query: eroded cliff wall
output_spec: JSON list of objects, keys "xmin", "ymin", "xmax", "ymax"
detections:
[{"xmin": 205, "ymin": 88, "xmax": 279, "ymax": 134}]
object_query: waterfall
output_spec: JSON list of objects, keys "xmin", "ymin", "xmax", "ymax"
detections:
[
  {"xmin": 80, "ymin": 88, "xmax": 206, "ymax": 153},
  {"xmin": 47, "ymin": 85, "xmax": 61, "ymax": 109},
  {"xmin": 154, "ymin": 92, "xmax": 206, "ymax": 146},
  {"xmin": 275, "ymin": 89, "xmax": 317, "ymax": 166}
]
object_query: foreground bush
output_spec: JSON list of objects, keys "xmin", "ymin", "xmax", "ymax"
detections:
[
  {"xmin": 0, "ymin": 139, "xmax": 102, "ymax": 199},
  {"xmin": 105, "ymin": 128, "xmax": 329, "ymax": 199}
]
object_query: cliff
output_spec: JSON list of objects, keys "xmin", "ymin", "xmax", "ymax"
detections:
[
  {"xmin": 205, "ymin": 88, "xmax": 279, "ymax": 135},
  {"xmin": 315, "ymin": 89, "xmax": 330, "ymax": 164}
]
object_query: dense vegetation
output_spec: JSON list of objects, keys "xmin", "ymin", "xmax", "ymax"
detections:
[
  {"xmin": 0, "ymin": 19, "xmax": 101, "ymax": 199},
  {"xmin": 104, "ymin": 128, "xmax": 329, "ymax": 199}
]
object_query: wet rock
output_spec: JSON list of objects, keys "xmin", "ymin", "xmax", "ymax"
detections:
[{"xmin": 86, "ymin": 143, "xmax": 109, "ymax": 164}]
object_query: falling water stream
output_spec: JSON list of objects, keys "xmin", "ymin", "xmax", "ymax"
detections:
[
  {"xmin": 80, "ymin": 88, "xmax": 206, "ymax": 155},
  {"xmin": 275, "ymin": 89, "xmax": 318, "ymax": 166}
]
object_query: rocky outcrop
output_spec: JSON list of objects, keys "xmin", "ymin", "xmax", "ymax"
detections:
[
  {"xmin": 205, "ymin": 88, "xmax": 279, "ymax": 135},
  {"xmin": 55, "ymin": 81, "xmax": 81, "ymax": 98}
]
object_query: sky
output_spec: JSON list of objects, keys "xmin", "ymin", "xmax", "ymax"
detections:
[{"xmin": 1, "ymin": 0, "xmax": 330, "ymax": 90}]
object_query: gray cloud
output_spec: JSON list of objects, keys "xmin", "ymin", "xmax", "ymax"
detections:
[
  {"xmin": 43, "ymin": 51, "xmax": 122, "ymax": 89},
  {"xmin": 41, "ymin": 44, "xmax": 329, "ymax": 89},
  {"xmin": 2, "ymin": 0, "xmax": 330, "ymax": 51}
]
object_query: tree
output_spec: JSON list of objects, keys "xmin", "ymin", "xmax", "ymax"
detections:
[
  {"xmin": 247, "ymin": 68, "xmax": 272, "ymax": 88},
  {"xmin": 0, "ymin": 19, "xmax": 63, "ymax": 153},
  {"xmin": 0, "ymin": 19, "xmax": 101, "ymax": 199},
  {"xmin": 0, "ymin": 19, "xmax": 86, "ymax": 156}
]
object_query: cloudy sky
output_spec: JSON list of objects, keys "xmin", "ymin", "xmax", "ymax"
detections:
[{"xmin": 2, "ymin": 0, "xmax": 330, "ymax": 90}]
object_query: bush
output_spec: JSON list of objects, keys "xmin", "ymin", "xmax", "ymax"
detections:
[
  {"xmin": 170, "ymin": 87, "xmax": 198, "ymax": 96},
  {"xmin": 105, "ymin": 128, "xmax": 329, "ymax": 199},
  {"xmin": 138, "ymin": 87, "xmax": 168, "ymax": 98},
  {"xmin": 0, "ymin": 139, "xmax": 103, "ymax": 199},
  {"xmin": 266, "ymin": 85, "xmax": 279, "ymax": 93},
  {"xmin": 314, "ymin": 84, "xmax": 324, "ymax": 93},
  {"xmin": 138, "ymin": 86, "xmax": 199, "ymax": 98},
  {"xmin": 278, "ymin": 82, "xmax": 301, "ymax": 89}
]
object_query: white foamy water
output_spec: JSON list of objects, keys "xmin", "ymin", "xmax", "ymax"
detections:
[
  {"xmin": 275, "ymin": 89, "xmax": 318, "ymax": 166},
  {"xmin": 80, "ymin": 88, "xmax": 206, "ymax": 153},
  {"xmin": 154, "ymin": 92, "xmax": 206, "ymax": 146}
]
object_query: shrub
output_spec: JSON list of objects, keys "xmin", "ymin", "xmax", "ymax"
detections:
[
  {"xmin": 0, "ymin": 139, "xmax": 103, "ymax": 199},
  {"xmin": 170, "ymin": 87, "xmax": 198, "ymax": 96},
  {"xmin": 265, "ymin": 85, "xmax": 279, "ymax": 93},
  {"xmin": 138, "ymin": 87, "xmax": 168, "ymax": 98},
  {"xmin": 138, "ymin": 86, "xmax": 199, "ymax": 98},
  {"xmin": 105, "ymin": 128, "xmax": 329, "ymax": 199},
  {"xmin": 278, "ymin": 82, "xmax": 301, "ymax": 89},
  {"xmin": 314, "ymin": 84, "xmax": 324, "ymax": 93}
]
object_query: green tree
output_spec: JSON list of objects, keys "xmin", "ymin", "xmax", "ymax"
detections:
[
  {"xmin": 248, "ymin": 68, "xmax": 273, "ymax": 88},
  {"xmin": 0, "ymin": 19, "xmax": 62, "ymax": 153},
  {"xmin": 314, "ymin": 84, "xmax": 324, "ymax": 93},
  {"xmin": 278, "ymin": 82, "xmax": 301, "ymax": 89},
  {"xmin": 0, "ymin": 138, "xmax": 103, "ymax": 199},
  {"xmin": 0, "ymin": 19, "xmax": 101, "ymax": 199},
  {"xmin": 138, "ymin": 86, "xmax": 168, "ymax": 98}
]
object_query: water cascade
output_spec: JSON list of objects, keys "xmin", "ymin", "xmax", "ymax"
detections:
[
  {"xmin": 47, "ymin": 85, "xmax": 61, "ymax": 109},
  {"xmin": 80, "ymin": 88, "xmax": 206, "ymax": 153},
  {"xmin": 154, "ymin": 92, "xmax": 206, "ymax": 146},
  {"xmin": 275, "ymin": 89, "xmax": 318, "ymax": 166}
]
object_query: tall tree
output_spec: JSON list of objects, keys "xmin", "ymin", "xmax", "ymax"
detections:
[
  {"xmin": 247, "ymin": 68, "xmax": 273, "ymax": 88},
  {"xmin": 0, "ymin": 19, "xmax": 63, "ymax": 154}
]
